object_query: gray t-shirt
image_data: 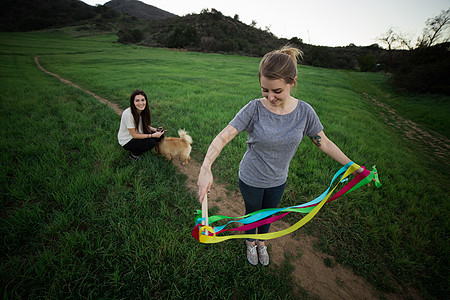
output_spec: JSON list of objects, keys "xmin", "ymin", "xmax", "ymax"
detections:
[{"xmin": 229, "ymin": 98, "xmax": 323, "ymax": 188}]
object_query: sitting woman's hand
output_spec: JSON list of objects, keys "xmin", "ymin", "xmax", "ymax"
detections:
[{"xmin": 153, "ymin": 130, "xmax": 165, "ymax": 138}]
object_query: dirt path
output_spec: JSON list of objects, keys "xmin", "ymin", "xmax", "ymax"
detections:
[
  {"xmin": 34, "ymin": 56, "xmax": 123, "ymax": 116},
  {"xmin": 363, "ymin": 93, "xmax": 450, "ymax": 163},
  {"xmin": 35, "ymin": 57, "xmax": 422, "ymax": 300}
]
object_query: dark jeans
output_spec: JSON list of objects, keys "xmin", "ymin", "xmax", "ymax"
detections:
[
  {"xmin": 123, "ymin": 135, "xmax": 163, "ymax": 156},
  {"xmin": 238, "ymin": 178, "xmax": 286, "ymax": 242}
]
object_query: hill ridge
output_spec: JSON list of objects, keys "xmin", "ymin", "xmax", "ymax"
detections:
[{"xmin": 104, "ymin": 0, "xmax": 177, "ymax": 20}]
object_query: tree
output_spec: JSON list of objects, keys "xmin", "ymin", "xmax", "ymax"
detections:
[
  {"xmin": 211, "ymin": 8, "xmax": 222, "ymax": 15},
  {"xmin": 377, "ymin": 28, "xmax": 400, "ymax": 68},
  {"xmin": 289, "ymin": 37, "xmax": 303, "ymax": 45},
  {"xmin": 417, "ymin": 8, "xmax": 450, "ymax": 48},
  {"xmin": 378, "ymin": 27, "xmax": 400, "ymax": 51},
  {"xmin": 398, "ymin": 33, "xmax": 414, "ymax": 50}
]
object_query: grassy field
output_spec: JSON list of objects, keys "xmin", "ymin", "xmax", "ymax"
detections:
[{"xmin": 0, "ymin": 31, "xmax": 448, "ymax": 299}]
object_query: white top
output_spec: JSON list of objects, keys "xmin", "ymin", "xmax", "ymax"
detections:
[{"xmin": 117, "ymin": 107, "xmax": 143, "ymax": 146}]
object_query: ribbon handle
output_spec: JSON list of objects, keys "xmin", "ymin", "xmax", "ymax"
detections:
[
  {"xmin": 201, "ymin": 194, "xmax": 209, "ymax": 226},
  {"xmin": 200, "ymin": 194, "xmax": 210, "ymax": 237}
]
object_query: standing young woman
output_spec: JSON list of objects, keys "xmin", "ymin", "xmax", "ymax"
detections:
[
  {"xmin": 197, "ymin": 46, "xmax": 365, "ymax": 266},
  {"xmin": 118, "ymin": 90, "xmax": 165, "ymax": 160}
]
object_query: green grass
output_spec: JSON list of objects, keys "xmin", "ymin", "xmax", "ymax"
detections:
[{"xmin": 1, "ymin": 31, "xmax": 448, "ymax": 299}]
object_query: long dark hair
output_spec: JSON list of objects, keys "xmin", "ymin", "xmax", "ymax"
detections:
[{"xmin": 130, "ymin": 90, "xmax": 151, "ymax": 134}]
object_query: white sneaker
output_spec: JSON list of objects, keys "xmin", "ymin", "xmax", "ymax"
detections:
[
  {"xmin": 258, "ymin": 245, "xmax": 269, "ymax": 266},
  {"xmin": 246, "ymin": 242, "xmax": 258, "ymax": 266}
]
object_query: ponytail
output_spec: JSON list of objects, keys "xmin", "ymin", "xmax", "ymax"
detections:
[
  {"xmin": 278, "ymin": 45, "xmax": 303, "ymax": 65},
  {"xmin": 258, "ymin": 45, "xmax": 303, "ymax": 85}
]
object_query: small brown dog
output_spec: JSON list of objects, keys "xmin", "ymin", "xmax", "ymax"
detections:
[{"xmin": 155, "ymin": 129, "xmax": 192, "ymax": 164}]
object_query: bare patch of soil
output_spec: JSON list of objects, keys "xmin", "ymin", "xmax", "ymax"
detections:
[{"xmin": 35, "ymin": 57, "xmax": 423, "ymax": 299}]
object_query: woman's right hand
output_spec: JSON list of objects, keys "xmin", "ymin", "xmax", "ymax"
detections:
[
  {"xmin": 196, "ymin": 125, "xmax": 239, "ymax": 203},
  {"xmin": 197, "ymin": 167, "xmax": 213, "ymax": 203}
]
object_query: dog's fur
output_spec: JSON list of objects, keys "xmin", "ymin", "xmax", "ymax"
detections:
[{"xmin": 155, "ymin": 129, "xmax": 192, "ymax": 164}]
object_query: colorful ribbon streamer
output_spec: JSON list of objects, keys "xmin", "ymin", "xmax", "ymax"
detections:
[{"xmin": 192, "ymin": 162, "xmax": 381, "ymax": 243}]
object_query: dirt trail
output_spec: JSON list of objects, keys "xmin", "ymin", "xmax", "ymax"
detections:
[
  {"xmin": 34, "ymin": 56, "xmax": 123, "ymax": 116},
  {"xmin": 35, "ymin": 57, "xmax": 422, "ymax": 299},
  {"xmin": 363, "ymin": 93, "xmax": 449, "ymax": 163}
]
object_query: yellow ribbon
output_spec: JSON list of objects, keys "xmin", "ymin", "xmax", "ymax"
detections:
[{"xmin": 199, "ymin": 162, "xmax": 360, "ymax": 243}]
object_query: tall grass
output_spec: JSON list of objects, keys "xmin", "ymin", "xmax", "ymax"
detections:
[{"xmin": 0, "ymin": 31, "xmax": 448, "ymax": 298}]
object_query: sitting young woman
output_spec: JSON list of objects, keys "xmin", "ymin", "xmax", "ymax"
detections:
[{"xmin": 117, "ymin": 90, "xmax": 165, "ymax": 160}]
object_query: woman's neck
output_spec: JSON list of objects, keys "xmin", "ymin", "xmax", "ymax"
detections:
[{"xmin": 261, "ymin": 96, "xmax": 298, "ymax": 115}]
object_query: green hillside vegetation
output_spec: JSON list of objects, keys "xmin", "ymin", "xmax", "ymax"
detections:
[
  {"xmin": 124, "ymin": 8, "xmax": 390, "ymax": 70},
  {"xmin": 105, "ymin": 0, "xmax": 177, "ymax": 20},
  {"xmin": 0, "ymin": 31, "xmax": 448, "ymax": 299},
  {"xmin": 140, "ymin": 8, "xmax": 281, "ymax": 57},
  {"xmin": 118, "ymin": 8, "xmax": 449, "ymax": 95},
  {"xmin": 0, "ymin": 0, "xmax": 98, "ymax": 31}
]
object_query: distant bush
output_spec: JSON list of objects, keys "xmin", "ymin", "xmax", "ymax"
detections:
[
  {"xmin": 392, "ymin": 43, "xmax": 450, "ymax": 95},
  {"xmin": 359, "ymin": 54, "xmax": 377, "ymax": 72},
  {"xmin": 118, "ymin": 29, "xmax": 144, "ymax": 44},
  {"xmin": 167, "ymin": 24, "xmax": 197, "ymax": 48}
]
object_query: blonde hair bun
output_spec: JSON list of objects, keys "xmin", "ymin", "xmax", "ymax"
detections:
[
  {"xmin": 278, "ymin": 45, "xmax": 304, "ymax": 66},
  {"xmin": 258, "ymin": 45, "xmax": 303, "ymax": 85}
]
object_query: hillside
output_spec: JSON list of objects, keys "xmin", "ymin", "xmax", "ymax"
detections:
[
  {"xmin": 105, "ymin": 0, "xmax": 176, "ymax": 20},
  {"xmin": 119, "ymin": 8, "xmax": 389, "ymax": 70},
  {"xmin": 0, "ymin": 0, "xmax": 175, "ymax": 32},
  {"xmin": 140, "ymin": 9, "xmax": 282, "ymax": 57},
  {"xmin": 0, "ymin": 0, "xmax": 387, "ymax": 69},
  {"xmin": 117, "ymin": 6, "xmax": 449, "ymax": 94},
  {"xmin": 0, "ymin": 0, "xmax": 99, "ymax": 31}
]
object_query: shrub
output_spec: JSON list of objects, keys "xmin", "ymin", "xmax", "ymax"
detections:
[
  {"xmin": 167, "ymin": 24, "xmax": 197, "ymax": 48},
  {"xmin": 118, "ymin": 29, "xmax": 143, "ymax": 44},
  {"xmin": 392, "ymin": 43, "xmax": 450, "ymax": 94},
  {"xmin": 359, "ymin": 54, "xmax": 377, "ymax": 72}
]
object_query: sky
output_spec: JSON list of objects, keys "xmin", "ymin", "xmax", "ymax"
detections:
[{"xmin": 81, "ymin": 0, "xmax": 450, "ymax": 47}]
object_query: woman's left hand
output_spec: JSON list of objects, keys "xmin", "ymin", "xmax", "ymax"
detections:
[
  {"xmin": 352, "ymin": 167, "xmax": 375, "ymax": 187},
  {"xmin": 352, "ymin": 167, "xmax": 364, "ymax": 177}
]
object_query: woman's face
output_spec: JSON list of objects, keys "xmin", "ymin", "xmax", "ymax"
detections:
[
  {"xmin": 134, "ymin": 94, "xmax": 146, "ymax": 112},
  {"xmin": 260, "ymin": 76, "xmax": 295, "ymax": 106}
]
